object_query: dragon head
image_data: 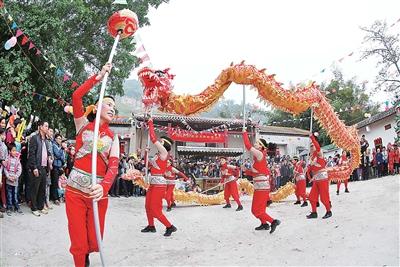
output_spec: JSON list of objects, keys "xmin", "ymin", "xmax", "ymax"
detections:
[{"xmin": 138, "ymin": 67, "xmax": 174, "ymax": 108}]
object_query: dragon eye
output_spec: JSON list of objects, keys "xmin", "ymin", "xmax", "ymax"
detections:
[{"xmin": 155, "ymin": 70, "xmax": 165, "ymax": 77}]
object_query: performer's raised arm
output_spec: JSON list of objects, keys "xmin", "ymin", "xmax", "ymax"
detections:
[
  {"xmin": 172, "ymin": 167, "xmax": 188, "ymax": 181},
  {"xmin": 242, "ymin": 130, "xmax": 263, "ymax": 161},
  {"xmin": 72, "ymin": 63, "xmax": 111, "ymax": 132},
  {"xmin": 148, "ymin": 118, "xmax": 169, "ymax": 160}
]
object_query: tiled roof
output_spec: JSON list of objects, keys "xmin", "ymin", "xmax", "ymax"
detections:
[
  {"xmin": 176, "ymin": 146, "xmax": 244, "ymax": 156},
  {"xmin": 356, "ymin": 107, "xmax": 396, "ymax": 129},
  {"xmin": 259, "ymin": 125, "xmax": 309, "ymax": 136},
  {"xmin": 133, "ymin": 114, "xmax": 254, "ymax": 126}
]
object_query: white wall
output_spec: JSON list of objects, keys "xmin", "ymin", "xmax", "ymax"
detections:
[
  {"xmin": 258, "ymin": 133, "xmax": 309, "ymax": 156},
  {"xmin": 357, "ymin": 114, "xmax": 396, "ymax": 148}
]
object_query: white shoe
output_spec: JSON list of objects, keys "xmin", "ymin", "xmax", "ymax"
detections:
[
  {"xmin": 39, "ymin": 209, "xmax": 48, "ymax": 215},
  {"xmin": 32, "ymin": 210, "xmax": 41, "ymax": 217}
]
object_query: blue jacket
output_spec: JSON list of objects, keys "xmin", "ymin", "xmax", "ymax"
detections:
[
  {"xmin": 52, "ymin": 141, "xmax": 65, "ymax": 168},
  {"xmin": 375, "ymin": 152, "xmax": 383, "ymax": 164}
]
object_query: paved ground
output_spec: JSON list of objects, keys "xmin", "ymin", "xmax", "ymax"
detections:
[{"xmin": 1, "ymin": 175, "xmax": 399, "ymax": 266}]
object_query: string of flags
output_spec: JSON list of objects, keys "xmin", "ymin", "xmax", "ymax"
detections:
[
  {"xmin": 130, "ymin": 33, "xmax": 152, "ymax": 68},
  {"xmin": 297, "ymin": 16, "xmax": 400, "ymax": 87},
  {"xmin": 0, "ymin": 4, "xmax": 80, "ymax": 97},
  {"xmin": 32, "ymin": 92, "xmax": 69, "ymax": 106}
]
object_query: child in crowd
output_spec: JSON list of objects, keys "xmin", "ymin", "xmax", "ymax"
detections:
[
  {"xmin": 3, "ymin": 143, "xmax": 22, "ymax": 215},
  {"xmin": 58, "ymin": 169, "xmax": 67, "ymax": 202}
]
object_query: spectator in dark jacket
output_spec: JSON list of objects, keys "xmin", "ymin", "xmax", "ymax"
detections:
[
  {"xmin": 50, "ymin": 134, "xmax": 64, "ymax": 204},
  {"xmin": 27, "ymin": 121, "xmax": 51, "ymax": 216},
  {"xmin": 375, "ymin": 149, "xmax": 384, "ymax": 177}
]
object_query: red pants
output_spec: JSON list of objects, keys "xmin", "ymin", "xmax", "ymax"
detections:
[
  {"xmin": 295, "ymin": 180, "xmax": 307, "ymax": 202},
  {"xmin": 224, "ymin": 181, "xmax": 241, "ymax": 206},
  {"xmin": 65, "ymin": 188, "xmax": 108, "ymax": 267},
  {"xmin": 309, "ymin": 179, "xmax": 331, "ymax": 213},
  {"xmin": 251, "ymin": 190, "xmax": 274, "ymax": 224},
  {"xmin": 165, "ymin": 184, "xmax": 175, "ymax": 208},
  {"xmin": 145, "ymin": 185, "xmax": 172, "ymax": 228},
  {"xmin": 337, "ymin": 179, "xmax": 348, "ymax": 191}
]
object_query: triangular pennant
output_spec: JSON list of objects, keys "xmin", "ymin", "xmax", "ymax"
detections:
[
  {"xmin": 28, "ymin": 42, "xmax": 35, "ymax": 50},
  {"xmin": 133, "ymin": 44, "xmax": 145, "ymax": 55},
  {"xmin": 139, "ymin": 54, "xmax": 150, "ymax": 64},
  {"xmin": 56, "ymin": 68, "xmax": 64, "ymax": 76},
  {"xmin": 45, "ymin": 96, "xmax": 50, "ymax": 101},
  {"xmin": 11, "ymin": 22, "xmax": 17, "ymax": 30},
  {"xmin": 347, "ymin": 52, "xmax": 354, "ymax": 57},
  {"xmin": 36, "ymin": 49, "xmax": 41, "ymax": 56},
  {"xmin": 320, "ymin": 69, "xmax": 325, "ymax": 73},
  {"xmin": 21, "ymin": 35, "xmax": 29, "ymax": 45},
  {"xmin": 52, "ymin": 99, "xmax": 57, "ymax": 104},
  {"xmin": 338, "ymin": 57, "xmax": 344, "ymax": 63},
  {"xmin": 63, "ymin": 74, "xmax": 70, "ymax": 82},
  {"xmin": 7, "ymin": 14, "xmax": 12, "ymax": 21},
  {"xmin": 70, "ymin": 81, "xmax": 79, "ymax": 89},
  {"xmin": 15, "ymin": 29, "xmax": 23, "ymax": 37}
]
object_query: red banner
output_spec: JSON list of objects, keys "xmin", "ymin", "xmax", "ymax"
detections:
[{"xmin": 168, "ymin": 128, "xmax": 226, "ymax": 143}]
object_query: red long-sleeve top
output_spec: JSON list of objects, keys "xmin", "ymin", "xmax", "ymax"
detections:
[
  {"xmin": 220, "ymin": 163, "xmax": 239, "ymax": 183},
  {"xmin": 252, "ymin": 151, "xmax": 271, "ymax": 176},
  {"xmin": 149, "ymin": 154, "xmax": 167, "ymax": 176},
  {"xmin": 308, "ymin": 134, "xmax": 326, "ymax": 174},
  {"xmin": 164, "ymin": 165, "xmax": 188, "ymax": 181},
  {"xmin": 71, "ymin": 75, "xmax": 117, "ymax": 193}
]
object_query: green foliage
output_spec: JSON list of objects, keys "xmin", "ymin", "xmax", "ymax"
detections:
[{"xmin": 0, "ymin": 0, "xmax": 167, "ymax": 137}]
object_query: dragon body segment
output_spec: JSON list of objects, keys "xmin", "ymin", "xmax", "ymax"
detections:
[{"xmin": 138, "ymin": 62, "xmax": 360, "ymax": 181}]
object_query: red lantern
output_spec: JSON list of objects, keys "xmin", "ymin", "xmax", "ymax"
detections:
[{"xmin": 107, "ymin": 9, "xmax": 139, "ymax": 39}]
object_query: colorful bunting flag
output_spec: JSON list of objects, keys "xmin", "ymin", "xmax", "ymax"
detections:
[
  {"xmin": 63, "ymin": 74, "xmax": 70, "ymax": 82},
  {"xmin": 139, "ymin": 54, "xmax": 150, "ymax": 64},
  {"xmin": 21, "ymin": 35, "xmax": 29, "ymax": 45},
  {"xmin": 49, "ymin": 63, "xmax": 56, "ymax": 69},
  {"xmin": 11, "ymin": 22, "xmax": 17, "ymax": 29},
  {"xmin": 70, "ymin": 81, "xmax": 79, "ymax": 89},
  {"xmin": 15, "ymin": 29, "xmax": 23, "ymax": 37},
  {"xmin": 28, "ymin": 42, "xmax": 35, "ymax": 50},
  {"xmin": 56, "ymin": 68, "xmax": 64, "ymax": 76},
  {"xmin": 36, "ymin": 49, "xmax": 41, "ymax": 56}
]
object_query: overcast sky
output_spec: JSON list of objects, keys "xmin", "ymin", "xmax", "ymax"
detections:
[{"xmin": 131, "ymin": 0, "xmax": 399, "ymax": 109}]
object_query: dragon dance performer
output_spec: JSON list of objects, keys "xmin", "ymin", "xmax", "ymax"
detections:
[
  {"xmin": 66, "ymin": 63, "xmax": 120, "ymax": 267},
  {"xmin": 292, "ymin": 156, "xmax": 308, "ymax": 207},
  {"xmin": 164, "ymin": 158, "xmax": 189, "ymax": 211},
  {"xmin": 306, "ymin": 132, "xmax": 332, "ymax": 219},
  {"xmin": 243, "ymin": 129, "xmax": 280, "ymax": 233},
  {"xmin": 218, "ymin": 157, "xmax": 243, "ymax": 211},
  {"xmin": 141, "ymin": 118, "xmax": 177, "ymax": 237},
  {"xmin": 336, "ymin": 151, "xmax": 350, "ymax": 195}
]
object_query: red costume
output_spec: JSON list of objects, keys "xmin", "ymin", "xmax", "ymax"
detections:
[
  {"xmin": 388, "ymin": 148, "xmax": 395, "ymax": 174},
  {"xmin": 294, "ymin": 160, "xmax": 307, "ymax": 203},
  {"xmin": 337, "ymin": 154, "xmax": 349, "ymax": 192},
  {"xmin": 164, "ymin": 164, "xmax": 188, "ymax": 209},
  {"xmin": 144, "ymin": 120, "xmax": 172, "ymax": 228},
  {"xmin": 66, "ymin": 75, "xmax": 119, "ymax": 267},
  {"xmin": 243, "ymin": 132, "xmax": 278, "ymax": 230},
  {"xmin": 307, "ymin": 134, "xmax": 331, "ymax": 217},
  {"xmin": 220, "ymin": 163, "xmax": 242, "ymax": 207}
]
